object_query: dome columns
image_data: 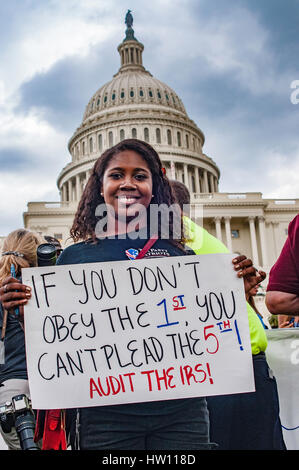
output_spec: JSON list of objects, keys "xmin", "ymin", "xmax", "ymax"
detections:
[
  {"xmin": 59, "ymin": 161, "xmax": 219, "ymax": 204},
  {"xmin": 117, "ymin": 40, "xmax": 145, "ymax": 72},
  {"xmin": 63, "ymin": 13, "xmax": 220, "ymax": 204},
  {"xmin": 60, "ymin": 170, "xmax": 92, "ymax": 203},
  {"xmin": 163, "ymin": 160, "xmax": 219, "ymax": 195}
]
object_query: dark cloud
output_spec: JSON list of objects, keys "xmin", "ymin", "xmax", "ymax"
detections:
[
  {"xmin": 190, "ymin": 0, "xmax": 299, "ymax": 69},
  {"xmin": 239, "ymin": 0, "xmax": 299, "ymax": 49},
  {"xmin": 0, "ymin": 145, "xmax": 64, "ymax": 182},
  {"xmin": 16, "ymin": 36, "xmax": 120, "ymax": 133},
  {"xmin": 0, "ymin": 148, "xmax": 33, "ymax": 172},
  {"xmin": 1, "ymin": 0, "xmax": 299, "ymax": 238}
]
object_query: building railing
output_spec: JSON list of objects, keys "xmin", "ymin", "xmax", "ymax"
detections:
[
  {"xmin": 192, "ymin": 193, "xmax": 299, "ymax": 206},
  {"xmin": 192, "ymin": 192, "xmax": 263, "ymax": 201},
  {"xmin": 25, "ymin": 201, "xmax": 78, "ymax": 212},
  {"xmin": 25, "ymin": 194, "xmax": 299, "ymax": 213}
]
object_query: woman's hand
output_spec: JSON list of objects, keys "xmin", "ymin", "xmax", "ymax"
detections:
[
  {"xmin": 232, "ymin": 255, "xmax": 266, "ymax": 295},
  {"xmin": 279, "ymin": 319, "xmax": 294, "ymax": 328},
  {"xmin": 0, "ymin": 276, "xmax": 32, "ymax": 321},
  {"xmin": 278, "ymin": 314, "xmax": 299, "ymax": 328}
]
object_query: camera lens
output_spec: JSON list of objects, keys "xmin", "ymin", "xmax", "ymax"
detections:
[
  {"xmin": 37, "ymin": 243, "xmax": 57, "ymax": 267},
  {"xmin": 15, "ymin": 413, "xmax": 40, "ymax": 450}
]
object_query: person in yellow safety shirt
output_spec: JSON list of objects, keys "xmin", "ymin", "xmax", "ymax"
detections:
[{"xmin": 170, "ymin": 180, "xmax": 286, "ymax": 450}]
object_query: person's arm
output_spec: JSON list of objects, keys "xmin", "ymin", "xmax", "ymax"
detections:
[
  {"xmin": 0, "ymin": 244, "xmax": 73, "ymax": 313},
  {"xmin": 266, "ymin": 290, "xmax": 299, "ymax": 315},
  {"xmin": 266, "ymin": 216, "xmax": 299, "ymax": 315},
  {"xmin": 232, "ymin": 255, "xmax": 266, "ymax": 294},
  {"xmin": 277, "ymin": 314, "xmax": 295, "ymax": 328},
  {"xmin": 0, "ymin": 276, "xmax": 31, "ymax": 320}
]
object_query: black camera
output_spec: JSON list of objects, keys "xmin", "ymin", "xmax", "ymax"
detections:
[
  {"xmin": 37, "ymin": 243, "xmax": 57, "ymax": 267},
  {"xmin": 0, "ymin": 394, "xmax": 39, "ymax": 450}
]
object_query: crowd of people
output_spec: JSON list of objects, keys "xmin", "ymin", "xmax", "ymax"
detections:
[{"xmin": 0, "ymin": 138, "xmax": 296, "ymax": 451}]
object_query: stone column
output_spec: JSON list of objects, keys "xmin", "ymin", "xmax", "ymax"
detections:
[
  {"xmin": 177, "ymin": 168, "xmax": 182, "ymax": 182},
  {"xmin": 248, "ymin": 216, "xmax": 260, "ymax": 266},
  {"xmin": 75, "ymin": 174, "xmax": 80, "ymax": 201},
  {"xmin": 224, "ymin": 216, "xmax": 232, "ymax": 252},
  {"xmin": 214, "ymin": 216, "xmax": 222, "ymax": 242},
  {"xmin": 258, "ymin": 216, "xmax": 268, "ymax": 268},
  {"xmin": 61, "ymin": 184, "xmax": 66, "ymax": 202},
  {"xmin": 203, "ymin": 170, "xmax": 209, "ymax": 193},
  {"xmin": 209, "ymin": 173, "xmax": 215, "ymax": 193},
  {"xmin": 81, "ymin": 172, "xmax": 87, "ymax": 192},
  {"xmin": 271, "ymin": 221, "xmax": 280, "ymax": 261},
  {"xmin": 194, "ymin": 167, "xmax": 200, "ymax": 193},
  {"xmin": 189, "ymin": 168, "xmax": 193, "ymax": 191},
  {"xmin": 170, "ymin": 160, "xmax": 176, "ymax": 180},
  {"xmin": 184, "ymin": 164, "xmax": 189, "ymax": 189},
  {"xmin": 68, "ymin": 179, "xmax": 72, "ymax": 202}
]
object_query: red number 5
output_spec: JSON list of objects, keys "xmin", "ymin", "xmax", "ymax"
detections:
[{"xmin": 204, "ymin": 325, "xmax": 219, "ymax": 354}]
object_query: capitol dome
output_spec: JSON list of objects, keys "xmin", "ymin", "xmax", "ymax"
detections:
[
  {"xmin": 24, "ymin": 12, "xmax": 299, "ymax": 279},
  {"xmin": 57, "ymin": 13, "xmax": 220, "ymax": 203}
]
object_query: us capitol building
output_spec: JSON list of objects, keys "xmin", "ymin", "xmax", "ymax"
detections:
[{"xmin": 22, "ymin": 13, "xmax": 299, "ymax": 317}]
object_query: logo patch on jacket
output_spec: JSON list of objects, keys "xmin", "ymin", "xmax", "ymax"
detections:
[
  {"xmin": 125, "ymin": 248, "xmax": 139, "ymax": 260},
  {"xmin": 145, "ymin": 248, "xmax": 170, "ymax": 257}
]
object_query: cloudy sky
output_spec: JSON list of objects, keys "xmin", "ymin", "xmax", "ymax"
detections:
[{"xmin": 0, "ymin": 0, "xmax": 299, "ymax": 236}]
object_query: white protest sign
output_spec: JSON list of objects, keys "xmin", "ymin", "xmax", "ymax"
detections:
[
  {"xmin": 22, "ymin": 253, "xmax": 255, "ymax": 409},
  {"xmin": 266, "ymin": 329, "xmax": 299, "ymax": 450}
]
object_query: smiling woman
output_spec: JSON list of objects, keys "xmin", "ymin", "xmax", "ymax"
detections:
[
  {"xmin": 101, "ymin": 150, "xmax": 153, "ymax": 228},
  {"xmin": 70, "ymin": 139, "xmax": 182, "ymax": 243},
  {"xmin": 0, "ymin": 137, "xmax": 267, "ymax": 450},
  {"xmin": 52, "ymin": 138, "xmax": 215, "ymax": 450}
]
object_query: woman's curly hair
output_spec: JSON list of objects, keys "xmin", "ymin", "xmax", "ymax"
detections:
[{"xmin": 70, "ymin": 139, "xmax": 186, "ymax": 247}]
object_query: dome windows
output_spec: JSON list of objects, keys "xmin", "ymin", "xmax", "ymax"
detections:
[
  {"xmin": 120, "ymin": 129, "xmax": 125, "ymax": 141},
  {"xmin": 83, "ymin": 79, "xmax": 187, "ymax": 119},
  {"xmin": 167, "ymin": 129, "xmax": 172, "ymax": 145},
  {"xmin": 186, "ymin": 134, "xmax": 189, "ymax": 149},
  {"xmin": 191, "ymin": 175, "xmax": 196, "ymax": 193},
  {"xmin": 89, "ymin": 137, "xmax": 93, "ymax": 153},
  {"xmin": 177, "ymin": 131, "xmax": 181, "ymax": 147},
  {"xmin": 132, "ymin": 128, "xmax": 137, "ymax": 138},
  {"xmin": 98, "ymin": 134, "xmax": 102, "ymax": 152},
  {"xmin": 88, "ymin": 86, "xmax": 183, "ymax": 105},
  {"xmin": 144, "ymin": 128, "xmax": 149, "ymax": 142},
  {"xmin": 108, "ymin": 131, "xmax": 113, "ymax": 147},
  {"xmin": 156, "ymin": 128, "xmax": 161, "ymax": 144}
]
